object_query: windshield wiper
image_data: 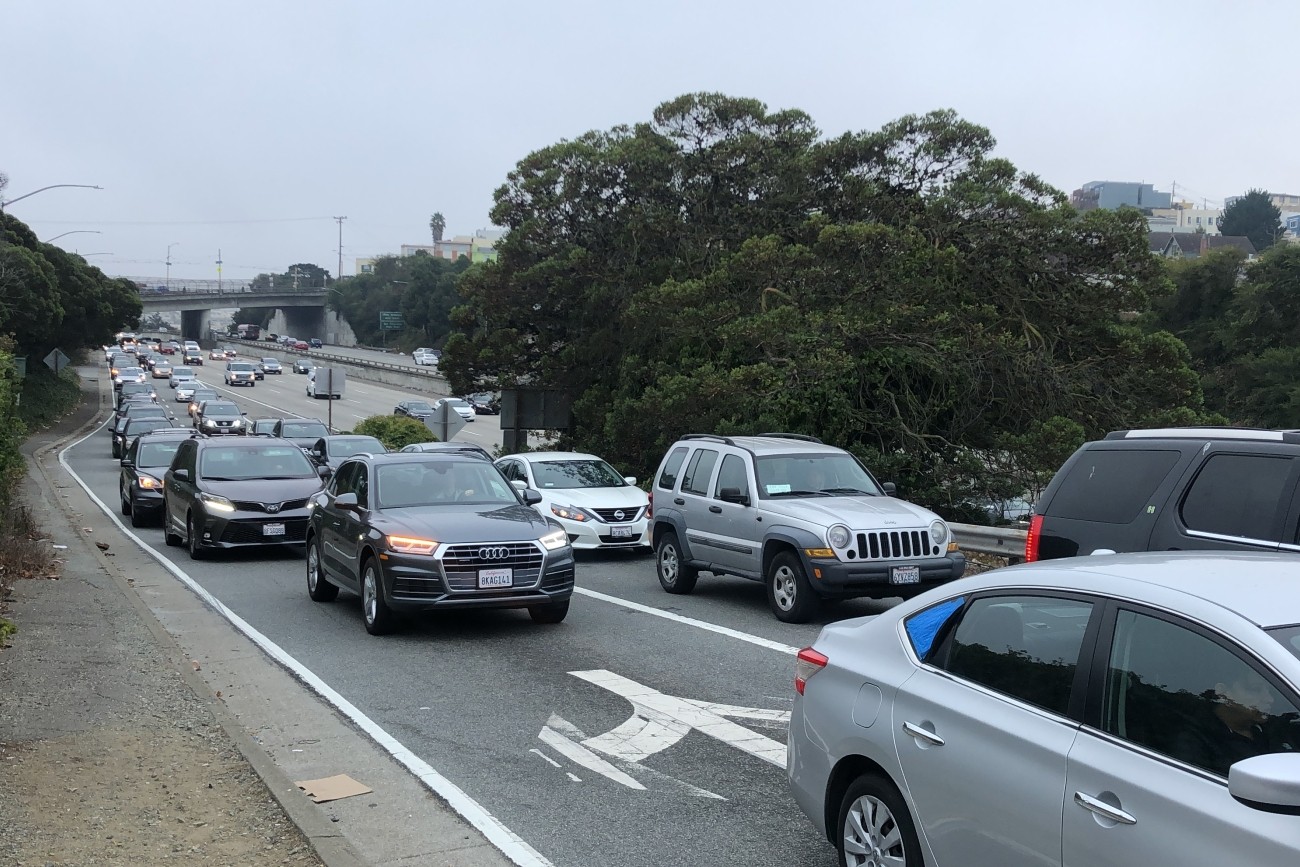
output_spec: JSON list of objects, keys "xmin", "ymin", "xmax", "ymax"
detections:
[
  {"xmin": 769, "ymin": 489, "xmax": 829, "ymax": 497},
  {"xmin": 202, "ymin": 475, "xmax": 239, "ymax": 481},
  {"xmin": 820, "ymin": 487, "xmax": 874, "ymax": 495}
]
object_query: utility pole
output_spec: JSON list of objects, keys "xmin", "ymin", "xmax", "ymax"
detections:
[
  {"xmin": 334, "ymin": 216, "xmax": 347, "ymax": 285},
  {"xmin": 216, "ymin": 249, "xmax": 223, "ymax": 294},
  {"xmin": 166, "ymin": 242, "xmax": 179, "ymax": 290}
]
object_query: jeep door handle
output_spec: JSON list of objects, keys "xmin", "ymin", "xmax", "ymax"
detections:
[
  {"xmin": 709, "ymin": 506, "xmax": 722, "ymax": 513},
  {"xmin": 674, "ymin": 498, "xmax": 685, "ymax": 505}
]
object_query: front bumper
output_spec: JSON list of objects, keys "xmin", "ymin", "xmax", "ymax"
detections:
[
  {"xmin": 193, "ymin": 506, "xmax": 311, "ymax": 549},
  {"xmin": 130, "ymin": 487, "xmax": 165, "ymax": 512},
  {"xmin": 381, "ymin": 544, "xmax": 575, "ymax": 611},
  {"xmin": 558, "ymin": 516, "xmax": 650, "ymax": 550},
  {"xmin": 802, "ymin": 552, "xmax": 966, "ymax": 599}
]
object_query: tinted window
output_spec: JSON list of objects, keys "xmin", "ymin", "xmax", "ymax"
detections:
[
  {"xmin": 530, "ymin": 460, "xmax": 626, "ymax": 489},
  {"xmin": 657, "ymin": 447, "xmax": 688, "ymax": 490},
  {"xmin": 279, "ymin": 422, "xmax": 330, "ymax": 439},
  {"xmin": 939, "ymin": 595, "xmax": 1093, "ymax": 715},
  {"xmin": 354, "ymin": 464, "xmax": 370, "ymax": 509},
  {"xmin": 1269, "ymin": 626, "xmax": 1300, "ymax": 662},
  {"xmin": 137, "ymin": 440, "xmax": 183, "ymax": 468},
  {"xmin": 1102, "ymin": 610, "xmax": 1300, "ymax": 778},
  {"xmin": 1180, "ymin": 453, "xmax": 1292, "ymax": 540},
  {"xmin": 328, "ymin": 437, "xmax": 384, "ymax": 458},
  {"xmin": 199, "ymin": 445, "xmax": 315, "ymax": 480},
  {"xmin": 714, "ymin": 454, "xmax": 750, "ymax": 499},
  {"xmin": 330, "ymin": 462, "xmax": 357, "ymax": 496},
  {"xmin": 1048, "ymin": 448, "xmax": 1180, "ymax": 524},
  {"xmin": 680, "ymin": 449, "xmax": 719, "ymax": 497}
]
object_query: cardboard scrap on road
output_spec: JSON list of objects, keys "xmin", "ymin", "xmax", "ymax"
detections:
[{"xmin": 295, "ymin": 773, "xmax": 373, "ymax": 803}]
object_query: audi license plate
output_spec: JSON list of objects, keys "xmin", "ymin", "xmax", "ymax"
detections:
[
  {"xmin": 478, "ymin": 568, "xmax": 513, "ymax": 588},
  {"xmin": 262, "ymin": 523, "xmax": 285, "ymax": 537},
  {"xmin": 891, "ymin": 565, "xmax": 920, "ymax": 585},
  {"xmin": 611, "ymin": 525, "xmax": 633, "ymax": 539}
]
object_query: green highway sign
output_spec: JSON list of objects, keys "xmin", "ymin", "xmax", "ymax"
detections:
[{"xmin": 379, "ymin": 311, "xmax": 404, "ymax": 331}]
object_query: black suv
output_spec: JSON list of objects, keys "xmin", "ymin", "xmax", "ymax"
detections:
[
  {"xmin": 163, "ymin": 436, "xmax": 326, "ymax": 558},
  {"xmin": 304, "ymin": 452, "xmax": 574, "ymax": 635},
  {"xmin": 1028, "ymin": 427, "xmax": 1300, "ymax": 561}
]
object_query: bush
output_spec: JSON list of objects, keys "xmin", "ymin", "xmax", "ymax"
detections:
[{"xmin": 353, "ymin": 415, "xmax": 435, "ymax": 451}]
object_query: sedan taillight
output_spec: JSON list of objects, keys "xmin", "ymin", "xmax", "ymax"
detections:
[{"xmin": 795, "ymin": 647, "xmax": 828, "ymax": 695}]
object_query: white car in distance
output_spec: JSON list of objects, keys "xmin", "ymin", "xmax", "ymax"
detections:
[{"xmin": 494, "ymin": 451, "xmax": 651, "ymax": 551}]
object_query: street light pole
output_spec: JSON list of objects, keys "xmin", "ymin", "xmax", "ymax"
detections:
[
  {"xmin": 44, "ymin": 229, "xmax": 102, "ymax": 243},
  {"xmin": 0, "ymin": 183, "xmax": 103, "ymax": 212},
  {"xmin": 166, "ymin": 242, "xmax": 180, "ymax": 290}
]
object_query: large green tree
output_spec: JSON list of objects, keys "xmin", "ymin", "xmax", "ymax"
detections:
[
  {"xmin": 441, "ymin": 94, "xmax": 1211, "ymax": 513},
  {"xmin": 248, "ymin": 262, "xmax": 332, "ymax": 290},
  {"xmin": 331, "ymin": 253, "xmax": 468, "ymax": 348},
  {"xmin": 1219, "ymin": 189, "xmax": 1283, "ymax": 252}
]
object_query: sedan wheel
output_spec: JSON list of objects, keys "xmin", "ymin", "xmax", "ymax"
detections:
[
  {"xmin": 306, "ymin": 538, "xmax": 338, "ymax": 602},
  {"xmin": 838, "ymin": 775, "xmax": 923, "ymax": 867},
  {"xmin": 361, "ymin": 559, "xmax": 394, "ymax": 635}
]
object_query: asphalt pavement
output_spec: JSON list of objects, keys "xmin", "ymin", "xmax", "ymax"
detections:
[{"xmin": 60, "ymin": 362, "xmax": 899, "ymax": 866}]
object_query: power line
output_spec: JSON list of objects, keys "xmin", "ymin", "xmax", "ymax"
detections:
[{"xmin": 25, "ymin": 216, "xmax": 336, "ymax": 226}]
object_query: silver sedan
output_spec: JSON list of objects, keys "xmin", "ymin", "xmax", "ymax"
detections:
[{"xmin": 788, "ymin": 551, "xmax": 1300, "ymax": 867}]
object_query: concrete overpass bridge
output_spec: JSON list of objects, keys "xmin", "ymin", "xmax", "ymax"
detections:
[{"xmin": 134, "ymin": 284, "xmax": 356, "ymax": 344}]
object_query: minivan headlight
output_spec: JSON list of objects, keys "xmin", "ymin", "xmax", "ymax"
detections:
[
  {"xmin": 929, "ymin": 520, "xmax": 948, "ymax": 546},
  {"xmin": 827, "ymin": 524, "xmax": 852, "ymax": 549},
  {"xmin": 199, "ymin": 492, "xmax": 236, "ymax": 513}
]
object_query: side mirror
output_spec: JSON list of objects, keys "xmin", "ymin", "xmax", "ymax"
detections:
[
  {"xmin": 173, "ymin": 468, "xmax": 191, "ymax": 482},
  {"xmin": 334, "ymin": 491, "xmax": 359, "ymax": 511},
  {"xmin": 882, "ymin": 481, "xmax": 897, "ymax": 496},
  {"xmin": 317, "ymin": 465, "xmax": 332, "ymax": 479},
  {"xmin": 1230, "ymin": 753, "xmax": 1300, "ymax": 813},
  {"xmin": 522, "ymin": 488, "xmax": 542, "ymax": 506},
  {"xmin": 718, "ymin": 486, "xmax": 750, "ymax": 506},
  {"xmin": 510, "ymin": 480, "xmax": 527, "ymax": 492},
  {"xmin": 119, "ymin": 458, "xmax": 133, "ymax": 468},
  {"xmin": 623, "ymin": 476, "xmax": 637, "ymax": 486}
]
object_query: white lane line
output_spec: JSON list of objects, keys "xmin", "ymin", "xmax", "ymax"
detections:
[
  {"xmin": 538, "ymin": 717, "xmax": 645, "ymax": 790},
  {"xmin": 57, "ymin": 418, "xmax": 554, "ymax": 867},
  {"xmin": 528, "ymin": 748, "xmax": 562, "ymax": 769},
  {"xmin": 573, "ymin": 588, "xmax": 800, "ymax": 656}
]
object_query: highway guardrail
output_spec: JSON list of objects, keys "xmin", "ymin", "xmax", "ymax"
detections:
[{"xmin": 951, "ymin": 522, "xmax": 1028, "ymax": 566}]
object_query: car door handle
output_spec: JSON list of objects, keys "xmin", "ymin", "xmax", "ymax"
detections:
[
  {"xmin": 901, "ymin": 721, "xmax": 945, "ymax": 746},
  {"xmin": 674, "ymin": 498, "xmax": 685, "ymax": 505},
  {"xmin": 709, "ymin": 505, "xmax": 722, "ymax": 513},
  {"xmin": 1074, "ymin": 791, "xmax": 1137, "ymax": 825}
]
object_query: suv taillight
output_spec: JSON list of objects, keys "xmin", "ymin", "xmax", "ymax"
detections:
[
  {"xmin": 795, "ymin": 647, "xmax": 828, "ymax": 695},
  {"xmin": 1024, "ymin": 514, "xmax": 1043, "ymax": 563}
]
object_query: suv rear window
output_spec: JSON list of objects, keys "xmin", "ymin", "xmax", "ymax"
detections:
[
  {"xmin": 1180, "ymin": 453, "xmax": 1293, "ymax": 540},
  {"xmin": 1047, "ymin": 448, "xmax": 1180, "ymax": 524}
]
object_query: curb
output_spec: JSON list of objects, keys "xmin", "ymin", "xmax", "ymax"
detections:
[{"xmin": 28, "ymin": 372, "xmax": 368, "ymax": 867}]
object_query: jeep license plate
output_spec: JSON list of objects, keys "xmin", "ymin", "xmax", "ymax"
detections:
[
  {"xmin": 890, "ymin": 565, "xmax": 920, "ymax": 585},
  {"xmin": 262, "ymin": 523, "xmax": 285, "ymax": 536},
  {"xmin": 611, "ymin": 525, "xmax": 633, "ymax": 539},
  {"xmin": 478, "ymin": 568, "xmax": 513, "ymax": 588}
]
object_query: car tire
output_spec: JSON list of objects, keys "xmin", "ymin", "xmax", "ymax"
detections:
[
  {"xmin": 187, "ymin": 514, "xmax": 207, "ymax": 560},
  {"xmin": 656, "ymin": 531, "xmax": 698, "ymax": 594},
  {"xmin": 164, "ymin": 516, "xmax": 182, "ymax": 547},
  {"xmin": 528, "ymin": 600, "xmax": 570, "ymax": 624},
  {"xmin": 111, "ymin": 441, "xmax": 120, "ymax": 459},
  {"xmin": 361, "ymin": 556, "xmax": 395, "ymax": 635},
  {"xmin": 836, "ymin": 774, "xmax": 924, "ymax": 867},
  {"xmin": 120, "ymin": 490, "xmax": 131, "ymax": 516},
  {"xmin": 766, "ymin": 550, "xmax": 822, "ymax": 623},
  {"xmin": 129, "ymin": 499, "xmax": 148, "ymax": 528},
  {"xmin": 306, "ymin": 537, "xmax": 338, "ymax": 602}
]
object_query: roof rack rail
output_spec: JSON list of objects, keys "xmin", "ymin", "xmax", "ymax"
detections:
[
  {"xmin": 681, "ymin": 434, "xmax": 735, "ymax": 445},
  {"xmin": 754, "ymin": 432, "xmax": 824, "ymax": 443},
  {"xmin": 1105, "ymin": 426, "xmax": 1300, "ymax": 444}
]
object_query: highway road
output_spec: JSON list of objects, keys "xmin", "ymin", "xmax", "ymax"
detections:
[{"xmin": 69, "ymin": 363, "xmax": 895, "ymax": 867}]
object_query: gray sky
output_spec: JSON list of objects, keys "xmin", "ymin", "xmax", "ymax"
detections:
[{"xmin": 4, "ymin": 0, "xmax": 1295, "ymax": 282}]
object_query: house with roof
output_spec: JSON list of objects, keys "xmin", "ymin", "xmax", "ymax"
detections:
[{"xmin": 1149, "ymin": 232, "xmax": 1258, "ymax": 260}]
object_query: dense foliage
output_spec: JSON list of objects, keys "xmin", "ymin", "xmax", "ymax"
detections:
[
  {"xmin": 440, "ymin": 93, "xmax": 1212, "ymax": 515},
  {"xmin": 351, "ymin": 415, "xmax": 434, "ymax": 450},
  {"xmin": 1218, "ymin": 190, "xmax": 1284, "ymax": 253},
  {"xmin": 0, "ymin": 212, "xmax": 142, "ymax": 361},
  {"xmin": 330, "ymin": 253, "xmax": 469, "ymax": 349}
]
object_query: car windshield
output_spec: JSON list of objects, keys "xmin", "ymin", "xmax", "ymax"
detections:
[
  {"xmin": 328, "ymin": 437, "xmax": 385, "ymax": 457},
  {"xmin": 204, "ymin": 402, "xmax": 239, "ymax": 415},
  {"xmin": 406, "ymin": 401, "xmax": 433, "ymax": 412},
  {"xmin": 754, "ymin": 453, "xmax": 883, "ymax": 498},
  {"xmin": 199, "ymin": 445, "xmax": 316, "ymax": 480},
  {"xmin": 126, "ymin": 418, "xmax": 172, "ymax": 434},
  {"xmin": 121, "ymin": 384, "xmax": 152, "ymax": 395},
  {"xmin": 530, "ymin": 459, "xmax": 627, "ymax": 489},
  {"xmin": 280, "ymin": 422, "xmax": 330, "ymax": 439},
  {"xmin": 118, "ymin": 367, "xmax": 143, "ymax": 377},
  {"xmin": 173, "ymin": 367, "xmax": 193, "ymax": 377},
  {"xmin": 446, "ymin": 399, "xmax": 470, "ymax": 408},
  {"xmin": 192, "ymin": 391, "xmax": 217, "ymax": 402},
  {"xmin": 137, "ymin": 440, "xmax": 183, "ymax": 468},
  {"xmin": 1269, "ymin": 626, "xmax": 1300, "ymax": 661},
  {"xmin": 375, "ymin": 460, "xmax": 518, "ymax": 508},
  {"xmin": 124, "ymin": 405, "xmax": 166, "ymax": 418},
  {"xmin": 229, "ymin": 363, "xmax": 254, "ymax": 372},
  {"xmin": 261, "ymin": 358, "xmax": 277, "ymax": 364}
]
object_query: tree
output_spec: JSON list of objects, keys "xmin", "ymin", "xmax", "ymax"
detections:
[
  {"xmin": 331, "ymin": 254, "xmax": 466, "ymax": 348},
  {"xmin": 248, "ymin": 263, "xmax": 331, "ymax": 290},
  {"xmin": 429, "ymin": 212, "xmax": 446, "ymax": 244},
  {"xmin": 1219, "ymin": 189, "xmax": 1283, "ymax": 252},
  {"xmin": 441, "ymin": 94, "xmax": 1212, "ymax": 513}
]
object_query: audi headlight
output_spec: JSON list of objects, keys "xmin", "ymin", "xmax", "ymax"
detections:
[
  {"xmin": 540, "ymin": 528, "xmax": 569, "ymax": 550},
  {"xmin": 137, "ymin": 474, "xmax": 160, "ymax": 490},
  {"xmin": 827, "ymin": 524, "xmax": 852, "ymax": 549},
  {"xmin": 550, "ymin": 504, "xmax": 594, "ymax": 523},
  {"xmin": 199, "ymin": 492, "xmax": 235, "ymax": 513},
  {"xmin": 928, "ymin": 519, "xmax": 948, "ymax": 546},
  {"xmin": 386, "ymin": 534, "xmax": 438, "ymax": 555}
]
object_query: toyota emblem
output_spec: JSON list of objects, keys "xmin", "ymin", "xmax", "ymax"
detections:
[
  {"xmin": 478, "ymin": 546, "xmax": 510, "ymax": 560},
  {"xmin": 614, "ymin": 510, "xmax": 625, "ymax": 521},
  {"xmin": 265, "ymin": 503, "xmax": 281, "ymax": 514}
]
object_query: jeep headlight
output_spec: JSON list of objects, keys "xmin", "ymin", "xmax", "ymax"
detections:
[
  {"xmin": 928, "ymin": 520, "xmax": 948, "ymax": 546},
  {"xmin": 827, "ymin": 524, "xmax": 852, "ymax": 549}
]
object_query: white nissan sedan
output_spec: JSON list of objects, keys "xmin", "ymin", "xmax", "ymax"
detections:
[{"xmin": 495, "ymin": 451, "xmax": 650, "ymax": 551}]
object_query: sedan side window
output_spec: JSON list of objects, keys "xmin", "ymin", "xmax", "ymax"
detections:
[
  {"xmin": 329, "ymin": 463, "xmax": 356, "ymax": 497},
  {"xmin": 936, "ymin": 595, "xmax": 1094, "ymax": 716},
  {"xmin": 1100, "ymin": 609, "xmax": 1300, "ymax": 778},
  {"xmin": 354, "ymin": 465, "xmax": 370, "ymax": 509}
]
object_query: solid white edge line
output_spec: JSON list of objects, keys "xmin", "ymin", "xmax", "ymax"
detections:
[
  {"xmin": 573, "ymin": 588, "xmax": 800, "ymax": 656},
  {"xmin": 58, "ymin": 415, "xmax": 555, "ymax": 867}
]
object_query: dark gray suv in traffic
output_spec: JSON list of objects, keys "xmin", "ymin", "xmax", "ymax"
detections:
[
  {"xmin": 163, "ymin": 436, "xmax": 326, "ymax": 558},
  {"xmin": 304, "ymin": 453, "xmax": 575, "ymax": 635}
]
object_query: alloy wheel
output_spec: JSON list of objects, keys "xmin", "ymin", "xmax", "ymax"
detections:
[
  {"xmin": 363, "ymin": 566, "xmax": 377, "ymax": 625},
  {"xmin": 772, "ymin": 565, "xmax": 798, "ymax": 611}
]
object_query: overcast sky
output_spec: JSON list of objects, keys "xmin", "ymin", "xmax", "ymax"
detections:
[{"xmin": 4, "ymin": 1, "xmax": 1295, "ymax": 282}]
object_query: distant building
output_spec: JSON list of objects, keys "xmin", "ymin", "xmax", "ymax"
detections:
[
  {"xmin": 400, "ymin": 228, "xmax": 503, "ymax": 263},
  {"xmin": 1149, "ymin": 232, "xmax": 1257, "ymax": 260},
  {"xmin": 355, "ymin": 257, "xmax": 377, "ymax": 275},
  {"xmin": 1072, "ymin": 181, "xmax": 1172, "ymax": 212},
  {"xmin": 1147, "ymin": 202, "xmax": 1224, "ymax": 234},
  {"xmin": 1224, "ymin": 191, "xmax": 1300, "ymax": 211}
]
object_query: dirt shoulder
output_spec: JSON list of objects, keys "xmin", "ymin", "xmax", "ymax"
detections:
[{"xmin": 0, "ymin": 376, "xmax": 328, "ymax": 867}]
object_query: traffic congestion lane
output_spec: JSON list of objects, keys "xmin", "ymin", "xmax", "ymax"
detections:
[{"xmin": 72, "ymin": 393, "xmax": 838, "ymax": 867}]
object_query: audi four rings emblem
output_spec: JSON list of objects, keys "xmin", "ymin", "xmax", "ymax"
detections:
[{"xmin": 478, "ymin": 546, "xmax": 510, "ymax": 560}]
